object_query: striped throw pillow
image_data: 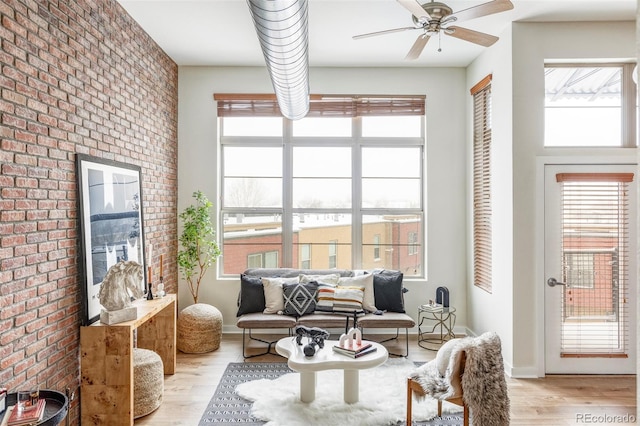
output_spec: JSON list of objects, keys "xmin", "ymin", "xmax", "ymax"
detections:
[{"xmin": 316, "ymin": 283, "xmax": 364, "ymax": 313}]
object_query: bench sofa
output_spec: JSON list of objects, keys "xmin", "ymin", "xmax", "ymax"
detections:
[{"xmin": 236, "ymin": 268, "xmax": 416, "ymax": 358}]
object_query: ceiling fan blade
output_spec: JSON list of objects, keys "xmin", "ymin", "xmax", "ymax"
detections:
[
  {"xmin": 397, "ymin": 0, "xmax": 431, "ymax": 21},
  {"xmin": 446, "ymin": 26, "xmax": 498, "ymax": 47},
  {"xmin": 448, "ymin": 0, "xmax": 513, "ymax": 24},
  {"xmin": 353, "ymin": 26, "xmax": 420, "ymax": 40},
  {"xmin": 405, "ymin": 34, "xmax": 430, "ymax": 60}
]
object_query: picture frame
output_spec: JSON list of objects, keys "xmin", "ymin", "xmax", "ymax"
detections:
[{"xmin": 76, "ymin": 154, "xmax": 147, "ymax": 325}]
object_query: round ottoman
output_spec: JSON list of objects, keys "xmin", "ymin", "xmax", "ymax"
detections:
[
  {"xmin": 177, "ymin": 303, "xmax": 223, "ymax": 353},
  {"xmin": 133, "ymin": 348, "xmax": 164, "ymax": 419}
]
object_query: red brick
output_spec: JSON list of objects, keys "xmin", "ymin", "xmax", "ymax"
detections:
[
  {"xmin": 1, "ymin": 234, "xmax": 26, "ymax": 247},
  {"xmin": 1, "ymin": 187, "xmax": 27, "ymax": 198},
  {"xmin": 13, "ymin": 222, "xmax": 36, "ymax": 233},
  {"xmin": 14, "ymin": 199, "xmax": 36, "ymax": 209},
  {"xmin": 14, "ymin": 309, "xmax": 37, "ymax": 326},
  {"xmin": 0, "ymin": 302, "xmax": 25, "ymax": 320},
  {"xmin": 15, "ymin": 243, "xmax": 37, "ymax": 256},
  {"xmin": 0, "ymin": 350, "xmax": 24, "ymax": 370},
  {"xmin": 0, "ymin": 210, "xmax": 26, "ymax": 221},
  {"xmin": 2, "ymin": 162, "xmax": 27, "ymax": 175}
]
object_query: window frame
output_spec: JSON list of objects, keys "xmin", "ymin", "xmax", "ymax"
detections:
[
  {"xmin": 217, "ymin": 95, "xmax": 426, "ymax": 277},
  {"xmin": 543, "ymin": 62, "xmax": 637, "ymax": 148}
]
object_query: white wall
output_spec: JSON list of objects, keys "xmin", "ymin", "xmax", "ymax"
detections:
[
  {"xmin": 466, "ymin": 20, "xmax": 636, "ymax": 377},
  {"xmin": 177, "ymin": 66, "xmax": 469, "ymax": 332},
  {"xmin": 466, "ymin": 24, "xmax": 515, "ymax": 372}
]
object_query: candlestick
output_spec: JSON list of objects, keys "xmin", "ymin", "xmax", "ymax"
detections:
[
  {"xmin": 147, "ymin": 280, "xmax": 154, "ymax": 300},
  {"xmin": 157, "ymin": 276, "xmax": 165, "ymax": 298}
]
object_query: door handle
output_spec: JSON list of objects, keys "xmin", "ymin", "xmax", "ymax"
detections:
[{"xmin": 547, "ymin": 277, "xmax": 568, "ymax": 287}]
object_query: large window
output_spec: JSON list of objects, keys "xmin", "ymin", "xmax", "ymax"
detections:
[
  {"xmin": 544, "ymin": 63, "xmax": 637, "ymax": 147},
  {"xmin": 216, "ymin": 95, "xmax": 426, "ymax": 277}
]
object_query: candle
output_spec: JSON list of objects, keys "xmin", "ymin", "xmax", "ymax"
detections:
[
  {"xmin": 148, "ymin": 266, "xmax": 152, "ymax": 283},
  {"xmin": 148, "ymin": 243, "xmax": 153, "ymax": 267},
  {"xmin": 160, "ymin": 254, "xmax": 164, "ymax": 277}
]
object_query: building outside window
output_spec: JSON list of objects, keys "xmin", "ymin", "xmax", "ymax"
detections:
[
  {"xmin": 408, "ymin": 232, "xmax": 418, "ymax": 255},
  {"xmin": 373, "ymin": 234, "xmax": 380, "ymax": 260},
  {"xmin": 300, "ymin": 244, "xmax": 311, "ymax": 269},
  {"xmin": 246, "ymin": 251, "xmax": 279, "ymax": 268},
  {"xmin": 328, "ymin": 240, "xmax": 337, "ymax": 269}
]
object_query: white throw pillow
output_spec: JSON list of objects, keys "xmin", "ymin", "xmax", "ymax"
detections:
[
  {"xmin": 338, "ymin": 274, "xmax": 376, "ymax": 313},
  {"xmin": 299, "ymin": 273, "xmax": 340, "ymax": 285},
  {"xmin": 435, "ymin": 338, "xmax": 463, "ymax": 377},
  {"xmin": 262, "ymin": 277, "xmax": 299, "ymax": 314}
]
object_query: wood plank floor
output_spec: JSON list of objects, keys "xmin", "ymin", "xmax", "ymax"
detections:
[{"xmin": 135, "ymin": 334, "xmax": 636, "ymax": 426}]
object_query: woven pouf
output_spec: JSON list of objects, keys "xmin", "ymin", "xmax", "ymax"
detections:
[
  {"xmin": 177, "ymin": 303, "xmax": 223, "ymax": 353},
  {"xmin": 133, "ymin": 348, "xmax": 164, "ymax": 419}
]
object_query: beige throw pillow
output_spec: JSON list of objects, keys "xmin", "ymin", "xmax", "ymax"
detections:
[
  {"xmin": 262, "ymin": 276, "xmax": 299, "ymax": 314},
  {"xmin": 338, "ymin": 274, "xmax": 376, "ymax": 313}
]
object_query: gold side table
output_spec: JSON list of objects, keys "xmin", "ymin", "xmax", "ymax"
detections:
[{"xmin": 417, "ymin": 304, "xmax": 456, "ymax": 351}]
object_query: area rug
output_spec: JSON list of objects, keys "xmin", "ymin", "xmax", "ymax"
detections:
[{"xmin": 198, "ymin": 359, "xmax": 463, "ymax": 425}]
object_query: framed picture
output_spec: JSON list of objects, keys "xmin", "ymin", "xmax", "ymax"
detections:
[{"xmin": 76, "ymin": 154, "xmax": 147, "ymax": 325}]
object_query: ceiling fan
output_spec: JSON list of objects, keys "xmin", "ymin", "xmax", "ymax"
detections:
[{"xmin": 353, "ymin": 0, "xmax": 514, "ymax": 60}]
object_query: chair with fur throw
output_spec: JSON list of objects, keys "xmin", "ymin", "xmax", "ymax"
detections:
[{"xmin": 407, "ymin": 332, "xmax": 510, "ymax": 426}]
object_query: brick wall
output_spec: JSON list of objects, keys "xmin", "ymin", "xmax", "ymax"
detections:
[{"xmin": 0, "ymin": 0, "xmax": 178, "ymax": 423}]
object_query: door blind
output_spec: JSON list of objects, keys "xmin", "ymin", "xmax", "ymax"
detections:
[{"xmin": 556, "ymin": 172, "xmax": 633, "ymax": 357}]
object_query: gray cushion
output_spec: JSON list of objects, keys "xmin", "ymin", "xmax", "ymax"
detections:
[
  {"xmin": 372, "ymin": 270, "xmax": 405, "ymax": 313},
  {"xmin": 236, "ymin": 312, "xmax": 297, "ymax": 328},
  {"xmin": 357, "ymin": 312, "xmax": 415, "ymax": 328},
  {"xmin": 283, "ymin": 281, "xmax": 319, "ymax": 317},
  {"xmin": 236, "ymin": 274, "xmax": 265, "ymax": 317}
]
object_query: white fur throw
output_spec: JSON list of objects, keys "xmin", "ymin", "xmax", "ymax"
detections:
[{"xmin": 410, "ymin": 332, "xmax": 510, "ymax": 425}]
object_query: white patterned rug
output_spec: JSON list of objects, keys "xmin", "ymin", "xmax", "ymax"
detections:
[{"xmin": 199, "ymin": 359, "xmax": 463, "ymax": 425}]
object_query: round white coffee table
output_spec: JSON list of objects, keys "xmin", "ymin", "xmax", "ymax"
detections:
[{"xmin": 275, "ymin": 337, "xmax": 388, "ymax": 404}]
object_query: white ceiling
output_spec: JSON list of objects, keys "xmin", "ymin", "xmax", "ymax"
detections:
[{"xmin": 116, "ymin": 0, "xmax": 636, "ymax": 68}]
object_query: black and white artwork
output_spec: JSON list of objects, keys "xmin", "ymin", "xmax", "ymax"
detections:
[{"xmin": 76, "ymin": 154, "xmax": 146, "ymax": 325}]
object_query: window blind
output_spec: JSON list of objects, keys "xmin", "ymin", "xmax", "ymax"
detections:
[
  {"xmin": 472, "ymin": 75, "xmax": 492, "ymax": 293},
  {"xmin": 556, "ymin": 172, "xmax": 633, "ymax": 357},
  {"xmin": 214, "ymin": 94, "xmax": 426, "ymax": 117}
]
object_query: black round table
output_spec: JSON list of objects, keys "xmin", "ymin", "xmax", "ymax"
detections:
[{"xmin": 1, "ymin": 390, "xmax": 68, "ymax": 426}]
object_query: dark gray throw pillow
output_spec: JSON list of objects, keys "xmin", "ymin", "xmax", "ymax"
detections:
[
  {"xmin": 372, "ymin": 270, "xmax": 405, "ymax": 313},
  {"xmin": 236, "ymin": 274, "xmax": 266, "ymax": 317},
  {"xmin": 283, "ymin": 281, "xmax": 319, "ymax": 317}
]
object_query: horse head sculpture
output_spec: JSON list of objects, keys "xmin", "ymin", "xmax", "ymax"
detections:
[{"xmin": 98, "ymin": 260, "xmax": 144, "ymax": 311}]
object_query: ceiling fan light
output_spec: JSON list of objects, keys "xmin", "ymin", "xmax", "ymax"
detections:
[{"xmin": 247, "ymin": 0, "xmax": 310, "ymax": 120}]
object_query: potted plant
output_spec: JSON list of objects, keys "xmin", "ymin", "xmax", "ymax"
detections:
[
  {"xmin": 178, "ymin": 190, "xmax": 221, "ymax": 303},
  {"xmin": 176, "ymin": 190, "xmax": 223, "ymax": 353}
]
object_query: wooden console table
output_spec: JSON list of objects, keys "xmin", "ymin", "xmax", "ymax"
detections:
[{"xmin": 80, "ymin": 294, "xmax": 176, "ymax": 425}]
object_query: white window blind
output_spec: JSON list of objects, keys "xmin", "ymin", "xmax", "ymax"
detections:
[
  {"xmin": 557, "ymin": 172, "xmax": 633, "ymax": 357},
  {"xmin": 471, "ymin": 75, "xmax": 492, "ymax": 293}
]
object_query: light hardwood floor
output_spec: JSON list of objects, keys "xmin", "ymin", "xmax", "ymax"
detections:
[{"xmin": 135, "ymin": 333, "xmax": 636, "ymax": 426}]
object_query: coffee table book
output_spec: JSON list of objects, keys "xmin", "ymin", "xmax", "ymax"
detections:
[
  {"xmin": 333, "ymin": 340, "xmax": 372, "ymax": 354},
  {"xmin": 333, "ymin": 345, "xmax": 377, "ymax": 358},
  {"xmin": 5, "ymin": 399, "xmax": 46, "ymax": 426}
]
